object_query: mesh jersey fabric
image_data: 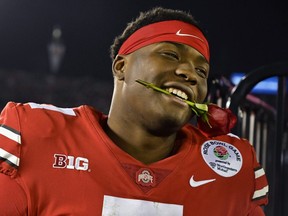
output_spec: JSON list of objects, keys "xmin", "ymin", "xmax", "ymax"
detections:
[{"xmin": 0, "ymin": 102, "xmax": 268, "ymax": 215}]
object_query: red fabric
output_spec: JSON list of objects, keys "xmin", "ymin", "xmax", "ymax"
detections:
[
  {"xmin": 118, "ymin": 20, "xmax": 210, "ymax": 62},
  {"xmin": 248, "ymin": 204, "xmax": 265, "ymax": 216},
  {"xmin": 0, "ymin": 102, "xmax": 22, "ymax": 178},
  {"xmin": 0, "ymin": 174, "xmax": 27, "ymax": 215},
  {"xmin": 0, "ymin": 102, "xmax": 268, "ymax": 215}
]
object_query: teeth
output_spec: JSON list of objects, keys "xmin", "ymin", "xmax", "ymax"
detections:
[{"xmin": 166, "ymin": 88, "xmax": 188, "ymax": 100}]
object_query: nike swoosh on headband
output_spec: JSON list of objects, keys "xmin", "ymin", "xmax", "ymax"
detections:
[{"xmin": 176, "ymin": 29, "xmax": 204, "ymax": 42}]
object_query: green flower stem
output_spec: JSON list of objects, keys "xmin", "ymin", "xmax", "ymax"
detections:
[
  {"xmin": 135, "ymin": 79, "xmax": 211, "ymax": 128},
  {"xmin": 135, "ymin": 80, "xmax": 172, "ymax": 95}
]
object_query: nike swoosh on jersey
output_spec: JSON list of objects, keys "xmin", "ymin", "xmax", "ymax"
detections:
[
  {"xmin": 189, "ymin": 175, "xmax": 216, "ymax": 187},
  {"xmin": 176, "ymin": 30, "xmax": 204, "ymax": 42}
]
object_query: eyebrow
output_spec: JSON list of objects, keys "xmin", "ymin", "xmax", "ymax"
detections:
[
  {"xmin": 195, "ymin": 54, "xmax": 209, "ymax": 65},
  {"xmin": 156, "ymin": 42, "xmax": 210, "ymax": 65},
  {"xmin": 171, "ymin": 42, "xmax": 209, "ymax": 64}
]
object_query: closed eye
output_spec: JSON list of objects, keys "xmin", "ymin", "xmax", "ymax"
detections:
[
  {"xmin": 161, "ymin": 51, "xmax": 179, "ymax": 60},
  {"xmin": 196, "ymin": 67, "xmax": 208, "ymax": 78}
]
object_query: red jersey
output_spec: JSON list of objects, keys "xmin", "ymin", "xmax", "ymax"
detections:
[{"xmin": 0, "ymin": 102, "xmax": 268, "ymax": 215}]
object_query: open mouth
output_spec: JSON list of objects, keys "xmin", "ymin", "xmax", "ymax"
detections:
[
  {"xmin": 135, "ymin": 79, "xmax": 211, "ymax": 127},
  {"xmin": 165, "ymin": 87, "xmax": 188, "ymax": 100},
  {"xmin": 135, "ymin": 79, "xmax": 208, "ymax": 114}
]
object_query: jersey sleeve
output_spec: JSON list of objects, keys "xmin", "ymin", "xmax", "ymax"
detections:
[
  {"xmin": 247, "ymin": 205, "xmax": 265, "ymax": 216},
  {"xmin": 249, "ymin": 143, "xmax": 269, "ymax": 210},
  {"xmin": 0, "ymin": 102, "xmax": 22, "ymax": 178}
]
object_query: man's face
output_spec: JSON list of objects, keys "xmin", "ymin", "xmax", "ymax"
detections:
[{"xmin": 113, "ymin": 42, "xmax": 209, "ymax": 130}]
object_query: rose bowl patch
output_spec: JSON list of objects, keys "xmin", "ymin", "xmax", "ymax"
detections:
[{"xmin": 201, "ymin": 140, "xmax": 243, "ymax": 177}]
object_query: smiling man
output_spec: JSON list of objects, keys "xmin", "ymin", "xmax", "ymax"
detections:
[{"xmin": 0, "ymin": 7, "xmax": 268, "ymax": 215}]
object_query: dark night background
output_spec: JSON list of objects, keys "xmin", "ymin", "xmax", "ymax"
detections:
[
  {"xmin": 0, "ymin": 0, "xmax": 287, "ymax": 81},
  {"xmin": 0, "ymin": 2, "xmax": 286, "ymax": 215}
]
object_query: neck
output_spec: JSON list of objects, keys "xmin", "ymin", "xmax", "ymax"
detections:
[{"xmin": 106, "ymin": 117, "xmax": 178, "ymax": 164}]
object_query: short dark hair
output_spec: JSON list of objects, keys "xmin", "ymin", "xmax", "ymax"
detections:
[{"xmin": 110, "ymin": 7, "xmax": 205, "ymax": 60}]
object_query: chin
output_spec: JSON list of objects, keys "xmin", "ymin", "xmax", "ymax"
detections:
[{"xmin": 159, "ymin": 110, "xmax": 191, "ymax": 128}]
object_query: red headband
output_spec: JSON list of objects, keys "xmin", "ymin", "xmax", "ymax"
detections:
[{"xmin": 118, "ymin": 20, "xmax": 210, "ymax": 62}]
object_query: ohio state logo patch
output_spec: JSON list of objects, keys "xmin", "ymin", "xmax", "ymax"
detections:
[
  {"xmin": 201, "ymin": 140, "xmax": 243, "ymax": 177},
  {"xmin": 136, "ymin": 168, "xmax": 156, "ymax": 187}
]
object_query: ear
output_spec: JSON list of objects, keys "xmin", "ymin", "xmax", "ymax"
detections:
[{"xmin": 112, "ymin": 55, "xmax": 126, "ymax": 80}]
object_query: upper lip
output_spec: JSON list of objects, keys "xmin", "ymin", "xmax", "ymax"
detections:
[{"xmin": 162, "ymin": 82, "xmax": 194, "ymax": 101}]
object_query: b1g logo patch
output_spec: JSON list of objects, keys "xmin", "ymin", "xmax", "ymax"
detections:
[{"xmin": 201, "ymin": 140, "xmax": 243, "ymax": 177}]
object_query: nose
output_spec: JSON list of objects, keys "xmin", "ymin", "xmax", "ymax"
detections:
[{"xmin": 175, "ymin": 64, "xmax": 197, "ymax": 85}]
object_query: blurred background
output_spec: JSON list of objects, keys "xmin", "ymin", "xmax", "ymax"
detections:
[
  {"xmin": 0, "ymin": 0, "xmax": 287, "ymax": 112},
  {"xmin": 0, "ymin": 1, "xmax": 287, "ymax": 215}
]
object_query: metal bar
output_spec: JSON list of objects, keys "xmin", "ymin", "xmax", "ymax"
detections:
[
  {"xmin": 274, "ymin": 76, "xmax": 286, "ymax": 215},
  {"xmin": 227, "ymin": 62, "xmax": 288, "ymax": 216},
  {"xmin": 227, "ymin": 61, "xmax": 288, "ymax": 115}
]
